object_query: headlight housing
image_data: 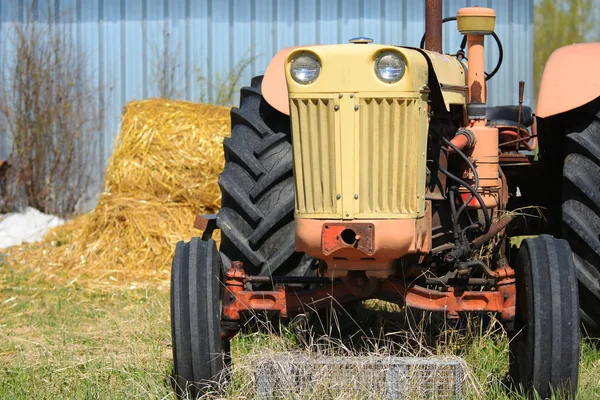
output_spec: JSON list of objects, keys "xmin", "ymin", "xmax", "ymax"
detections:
[
  {"xmin": 375, "ymin": 51, "xmax": 406, "ymax": 83},
  {"xmin": 290, "ymin": 53, "xmax": 321, "ymax": 84}
]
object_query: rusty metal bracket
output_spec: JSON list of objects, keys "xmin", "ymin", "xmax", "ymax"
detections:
[
  {"xmin": 322, "ymin": 222, "xmax": 374, "ymax": 256},
  {"xmin": 193, "ymin": 213, "xmax": 218, "ymax": 240}
]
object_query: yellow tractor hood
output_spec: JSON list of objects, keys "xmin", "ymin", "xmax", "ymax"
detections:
[{"xmin": 262, "ymin": 44, "xmax": 467, "ymax": 115}]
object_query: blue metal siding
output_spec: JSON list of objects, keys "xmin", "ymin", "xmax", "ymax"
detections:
[{"xmin": 0, "ymin": 0, "xmax": 534, "ymax": 180}]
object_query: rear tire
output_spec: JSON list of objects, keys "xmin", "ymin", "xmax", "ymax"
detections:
[
  {"xmin": 171, "ymin": 238, "xmax": 230, "ymax": 397},
  {"xmin": 509, "ymin": 235, "xmax": 579, "ymax": 398},
  {"xmin": 216, "ymin": 76, "xmax": 314, "ymax": 278},
  {"xmin": 561, "ymin": 99, "xmax": 600, "ymax": 335}
]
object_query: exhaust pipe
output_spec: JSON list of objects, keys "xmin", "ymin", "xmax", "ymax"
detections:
[{"xmin": 425, "ymin": 0, "xmax": 443, "ymax": 53}]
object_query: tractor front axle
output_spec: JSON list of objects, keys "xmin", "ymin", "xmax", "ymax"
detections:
[{"xmin": 221, "ymin": 261, "xmax": 516, "ymax": 339}]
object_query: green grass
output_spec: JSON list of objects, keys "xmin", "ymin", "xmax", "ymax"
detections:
[
  {"xmin": 1, "ymin": 258, "xmax": 599, "ymax": 399},
  {"xmin": 0, "ymin": 261, "xmax": 173, "ymax": 399}
]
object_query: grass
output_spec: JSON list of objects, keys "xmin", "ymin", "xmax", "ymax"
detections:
[{"xmin": 1, "ymin": 255, "xmax": 599, "ymax": 399}]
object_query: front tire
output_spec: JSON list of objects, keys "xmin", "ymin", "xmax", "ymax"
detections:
[
  {"xmin": 509, "ymin": 235, "xmax": 579, "ymax": 398},
  {"xmin": 171, "ymin": 238, "xmax": 230, "ymax": 397}
]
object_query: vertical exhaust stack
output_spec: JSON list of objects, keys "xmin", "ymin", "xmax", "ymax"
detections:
[
  {"xmin": 425, "ymin": 0, "xmax": 443, "ymax": 53},
  {"xmin": 456, "ymin": 7, "xmax": 500, "ymax": 209}
]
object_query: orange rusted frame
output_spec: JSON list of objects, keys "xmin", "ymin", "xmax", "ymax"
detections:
[
  {"xmin": 222, "ymin": 282, "xmax": 356, "ymax": 321},
  {"xmin": 378, "ymin": 279, "xmax": 515, "ymax": 321},
  {"xmin": 222, "ymin": 262, "xmax": 516, "ymax": 336}
]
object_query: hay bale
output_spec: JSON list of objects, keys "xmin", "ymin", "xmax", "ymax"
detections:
[{"xmin": 6, "ymin": 99, "xmax": 230, "ymax": 289}]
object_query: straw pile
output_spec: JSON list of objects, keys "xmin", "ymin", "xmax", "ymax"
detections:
[{"xmin": 6, "ymin": 99, "xmax": 230, "ymax": 290}]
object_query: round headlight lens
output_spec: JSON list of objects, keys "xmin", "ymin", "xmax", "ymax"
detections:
[
  {"xmin": 290, "ymin": 53, "xmax": 321, "ymax": 84},
  {"xmin": 375, "ymin": 52, "xmax": 406, "ymax": 83}
]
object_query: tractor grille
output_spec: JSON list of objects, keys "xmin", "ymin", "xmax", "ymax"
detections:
[
  {"xmin": 290, "ymin": 95, "xmax": 424, "ymax": 219},
  {"xmin": 358, "ymin": 97, "xmax": 420, "ymax": 216},
  {"xmin": 290, "ymin": 97, "xmax": 339, "ymax": 216}
]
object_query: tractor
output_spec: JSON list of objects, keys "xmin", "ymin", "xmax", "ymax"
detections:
[{"xmin": 170, "ymin": 1, "xmax": 590, "ymax": 397}]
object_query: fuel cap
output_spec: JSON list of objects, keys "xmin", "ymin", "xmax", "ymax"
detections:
[{"xmin": 349, "ymin": 37, "xmax": 373, "ymax": 44}]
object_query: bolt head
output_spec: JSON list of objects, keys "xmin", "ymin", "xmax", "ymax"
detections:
[
  {"xmin": 354, "ymin": 105, "xmax": 359, "ymax": 111},
  {"xmin": 354, "ymin": 193, "xmax": 359, "ymax": 199}
]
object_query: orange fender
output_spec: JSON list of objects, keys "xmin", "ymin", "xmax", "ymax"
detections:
[
  {"xmin": 263, "ymin": 46, "xmax": 321, "ymax": 115},
  {"xmin": 262, "ymin": 47, "xmax": 301, "ymax": 116},
  {"xmin": 537, "ymin": 43, "xmax": 600, "ymax": 118}
]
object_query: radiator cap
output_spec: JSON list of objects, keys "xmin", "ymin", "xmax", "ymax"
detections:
[{"xmin": 349, "ymin": 37, "xmax": 373, "ymax": 44}]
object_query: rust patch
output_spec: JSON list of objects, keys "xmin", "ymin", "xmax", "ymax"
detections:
[
  {"xmin": 193, "ymin": 214, "xmax": 210, "ymax": 231},
  {"xmin": 470, "ymin": 81, "xmax": 483, "ymax": 103}
]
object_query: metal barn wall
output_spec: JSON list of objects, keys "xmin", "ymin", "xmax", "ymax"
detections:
[{"xmin": 0, "ymin": 0, "xmax": 533, "ymax": 183}]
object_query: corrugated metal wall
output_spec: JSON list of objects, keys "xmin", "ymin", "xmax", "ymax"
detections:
[{"xmin": 0, "ymin": 0, "xmax": 533, "ymax": 183}]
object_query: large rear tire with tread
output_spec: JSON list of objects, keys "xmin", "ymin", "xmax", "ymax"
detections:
[
  {"xmin": 509, "ymin": 235, "xmax": 579, "ymax": 398},
  {"xmin": 216, "ymin": 76, "xmax": 314, "ymax": 278},
  {"xmin": 171, "ymin": 238, "xmax": 230, "ymax": 398},
  {"xmin": 561, "ymin": 99, "xmax": 600, "ymax": 335}
]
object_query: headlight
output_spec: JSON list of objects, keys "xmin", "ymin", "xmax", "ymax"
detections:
[
  {"xmin": 375, "ymin": 52, "xmax": 406, "ymax": 83},
  {"xmin": 290, "ymin": 53, "xmax": 320, "ymax": 84}
]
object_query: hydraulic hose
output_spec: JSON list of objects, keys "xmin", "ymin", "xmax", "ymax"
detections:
[
  {"xmin": 419, "ymin": 18, "xmax": 503, "ymax": 81},
  {"xmin": 440, "ymin": 135, "xmax": 488, "ymax": 235},
  {"xmin": 438, "ymin": 166, "xmax": 491, "ymax": 234},
  {"xmin": 448, "ymin": 186, "xmax": 460, "ymax": 242}
]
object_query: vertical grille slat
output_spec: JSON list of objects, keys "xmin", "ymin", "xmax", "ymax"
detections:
[
  {"xmin": 400, "ymin": 100, "xmax": 409, "ymax": 213},
  {"xmin": 297, "ymin": 100, "xmax": 313, "ymax": 213},
  {"xmin": 308, "ymin": 100, "xmax": 321, "ymax": 212},
  {"xmin": 381, "ymin": 99, "xmax": 391, "ymax": 212},
  {"xmin": 390, "ymin": 99, "xmax": 400, "ymax": 212}
]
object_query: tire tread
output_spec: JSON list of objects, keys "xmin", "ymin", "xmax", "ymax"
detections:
[
  {"xmin": 216, "ymin": 76, "xmax": 312, "ymax": 278},
  {"xmin": 562, "ymin": 109, "xmax": 600, "ymax": 335}
]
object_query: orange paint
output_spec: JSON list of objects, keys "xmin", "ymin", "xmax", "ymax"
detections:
[
  {"xmin": 449, "ymin": 132, "xmax": 471, "ymax": 152},
  {"xmin": 262, "ymin": 47, "xmax": 298, "ymax": 115},
  {"xmin": 221, "ymin": 261, "xmax": 516, "ymax": 336},
  {"xmin": 537, "ymin": 43, "xmax": 600, "ymax": 118},
  {"xmin": 295, "ymin": 208, "xmax": 431, "ymax": 278},
  {"xmin": 467, "ymin": 35, "xmax": 486, "ymax": 103}
]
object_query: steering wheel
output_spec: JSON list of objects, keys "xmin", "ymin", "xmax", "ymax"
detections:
[{"xmin": 419, "ymin": 16, "xmax": 503, "ymax": 81}]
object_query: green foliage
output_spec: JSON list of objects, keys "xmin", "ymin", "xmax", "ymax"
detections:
[{"xmin": 533, "ymin": 0, "xmax": 596, "ymax": 97}]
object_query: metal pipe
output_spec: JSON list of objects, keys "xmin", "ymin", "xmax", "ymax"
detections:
[
  {"xmin": 516, "ymin": 81, "xmax": 525, "ymax": 129},
  {"xmin": 467, "ymin": 34, "xmax": 486, "ymax": 103},
  {"xmin": 471, "ymin": 215, "xmax": 514, "ymax": 248},
  {"xmin": 425, "ymin": 0, "xmax": 443, "ymax": 53},
  {"xmin": 247, "ymin": 275, "xmax": 332, "ymax": 285}
]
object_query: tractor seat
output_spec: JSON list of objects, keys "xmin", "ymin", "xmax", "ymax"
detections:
[{"xmin": 486, "ymin": 105, "xmax": 533, "ymax": 128}]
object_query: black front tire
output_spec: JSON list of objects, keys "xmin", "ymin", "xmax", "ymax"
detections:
[
  {"xmin": 171, "ymin": 237, "xmax": 230, "ymax": 397},
  {"xmin": 509, "ymin": 235, "xmax": 579, "ymax": 398}
]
